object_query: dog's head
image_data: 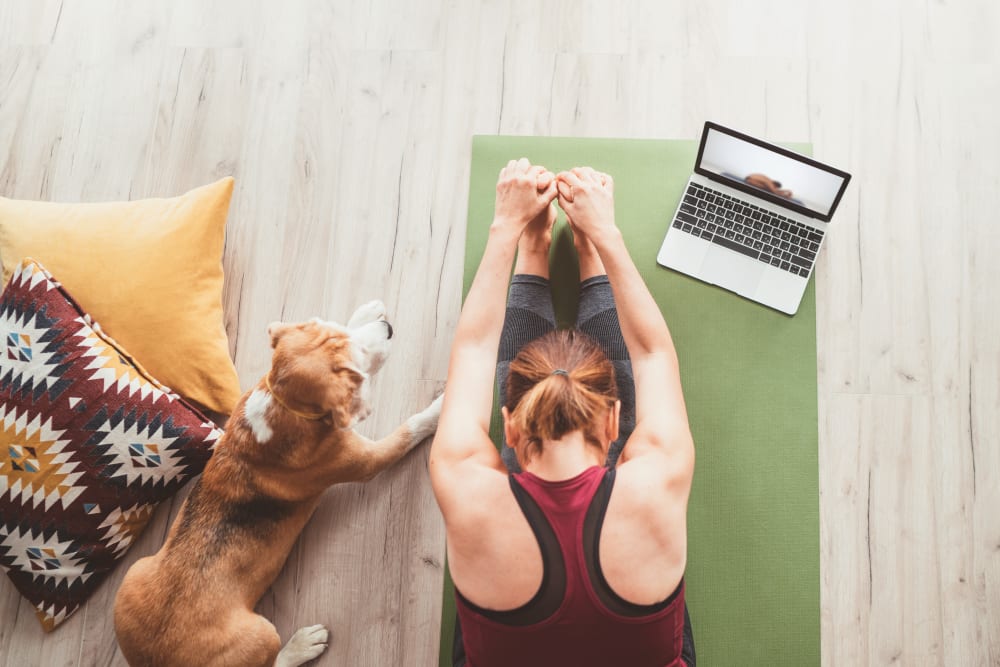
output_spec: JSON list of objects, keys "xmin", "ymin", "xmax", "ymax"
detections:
[{"xmin": 262, "ymin": 301, "xmax": 393, "ymax": 430}]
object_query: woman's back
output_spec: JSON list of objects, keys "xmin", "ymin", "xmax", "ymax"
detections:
[{"xmin": 452, "ymin": 465, "xmax": 687, "ymax": 667}]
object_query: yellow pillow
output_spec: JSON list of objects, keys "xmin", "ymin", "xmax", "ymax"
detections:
[{"xmin": 0, "ymin": 178, "xmax": 240, "ymax": 415}]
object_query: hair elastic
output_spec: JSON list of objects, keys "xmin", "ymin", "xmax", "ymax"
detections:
[{"xmin": 550, "ymin": 369, "xmax": 569, "ymax": 377}]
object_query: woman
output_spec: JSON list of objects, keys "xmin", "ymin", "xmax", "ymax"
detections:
[{"xmin": 430, "ymin": 158, "xmax": 696, "ymax": 666}]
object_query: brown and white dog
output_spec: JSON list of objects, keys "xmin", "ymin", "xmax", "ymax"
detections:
[{"xmin": 114, "ymin": 301, "xmax": 442, "ymax": 667}]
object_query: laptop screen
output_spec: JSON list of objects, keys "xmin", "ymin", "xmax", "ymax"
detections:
[{"xmin": 695, "ymin": 122, "xmax": 850, "ymax": 221}]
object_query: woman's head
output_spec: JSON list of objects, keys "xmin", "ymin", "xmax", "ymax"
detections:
[{"xmin": 503, "ymin": 330, "xmax": 619, "ymax": 465}]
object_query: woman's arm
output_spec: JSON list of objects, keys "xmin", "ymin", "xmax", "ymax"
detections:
[
  {"xmin": 557, "ymin": 168, "xmax": 693, "ymax": 474},
  {"xmin": 430, "ymin": 159, "xmax": 557, "ymax": 479}
]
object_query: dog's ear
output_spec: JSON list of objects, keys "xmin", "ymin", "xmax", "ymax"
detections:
[
  {"xmin": 268, "ymin": 321, "xmax": 293, "ymax": 349},
  {"xmin": 322, "ymin": 365, "xmax": 366, "ymax": 428}
]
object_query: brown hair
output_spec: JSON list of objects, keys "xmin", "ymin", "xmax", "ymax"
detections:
[{"xmin": 505, "ymin": 330, "xmax": 618, "ymax": 462}]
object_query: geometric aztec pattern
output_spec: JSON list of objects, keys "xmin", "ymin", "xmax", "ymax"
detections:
[{"xmin": 0, "ymin": 260, "xmax": 223, "ymax": 631}]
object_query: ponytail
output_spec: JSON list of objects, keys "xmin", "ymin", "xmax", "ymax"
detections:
[{"xmin": 505, "ymin": 330, "xmax": 617, "ymax": 462}]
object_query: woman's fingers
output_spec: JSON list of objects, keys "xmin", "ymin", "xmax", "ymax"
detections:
[
  {"xmin": 525, "ymin": 165, "xmax": 557, "ymax": 201},
  {"xmin": 540, "ymin": 180, "xmax": 558, "ymax": 204},
  {"xmin": 534, "ymin": 168, "xmax": 554, "ymax": 191},
  {"xmin": 532, "ymin": 172, "xmax": 557, "ymax": 207},
  {"xmin": 600, "ymin": 171, "xmax": 613, "ymax": 192},
  {"xmin": 563, "ymin": 167, "xmax": 612, "ymax": 189},
  {"xmin": 571, "ymin": 166, "xmax": 598, "ymax": 184},
  {"xmin": 556, "ymin": 178, "xmax": 574, "ymax": 203},
  {"xmin": 558, "ymin": 169, "xmax": 586, "ymax": 190},
  {"xmin": 499, "ymin": 159, "xmax": 546, "ymax": 190}
]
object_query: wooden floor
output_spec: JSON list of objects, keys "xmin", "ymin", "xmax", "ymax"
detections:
[{"xmin": 1, "ymin": 1, "xmax": 998, "ymax": 665}]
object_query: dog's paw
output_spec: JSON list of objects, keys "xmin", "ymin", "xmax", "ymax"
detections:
[
  {"xmin": 275, "ymin": 624, "xmax": 329, "ymax": 667},
  {"xmin": 348, "ymin": 300, "xmax": 387, "ymax": 329},
  {"xmin": 426, "ymin": 392, "xmax": 444, "ymax": 418},
  {"xmin": 406, "ymin": 393, "xmax": 444, "ymax": 444}
]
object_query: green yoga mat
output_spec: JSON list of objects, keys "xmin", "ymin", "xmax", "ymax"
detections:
[{"xmin": 439, "ymin": 136, "xmax": 820, "ymax": 666}]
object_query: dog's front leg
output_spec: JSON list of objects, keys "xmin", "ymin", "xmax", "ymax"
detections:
[{"xmin": 340, "ymin": 394, "xmax": 442, "ymax": 483}]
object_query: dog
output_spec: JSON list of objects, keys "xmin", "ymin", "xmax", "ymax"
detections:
[{"xmin": 114, "ymin": 301, "xmax": 442, "ymax": 666}]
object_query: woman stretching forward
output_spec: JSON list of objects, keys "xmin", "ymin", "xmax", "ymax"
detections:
[{"xmin": 431, "ymin": 159, "xmax": 696, "ymax": 666}]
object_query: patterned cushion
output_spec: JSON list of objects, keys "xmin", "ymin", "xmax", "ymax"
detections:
[{"xmin": 0, "ymin": 259, "xmax": 222, "ymax": 631}]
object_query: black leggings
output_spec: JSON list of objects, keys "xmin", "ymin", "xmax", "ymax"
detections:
[{"xmin": 453, "ymin": 274, "xmax": 695, "ymax": 667}]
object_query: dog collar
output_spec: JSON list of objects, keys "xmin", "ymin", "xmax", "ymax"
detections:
[{"xmin": 264, "ymin": 374, "xmax": 327, "ymax": 421}]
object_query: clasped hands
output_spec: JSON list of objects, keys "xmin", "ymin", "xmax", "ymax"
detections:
[{"xmin": 492, "ymin": 157, "xmax": 615, "ymax": 244}]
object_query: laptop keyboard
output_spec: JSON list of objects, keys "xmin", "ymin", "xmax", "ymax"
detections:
[{"xmin": 672, "ymin": 182, "xmax": 822, "ymax": 276}]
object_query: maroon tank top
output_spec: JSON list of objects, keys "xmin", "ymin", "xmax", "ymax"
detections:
[{"xmin": 455, "ymin": 465, "xmax": 687, "ymax": 667}]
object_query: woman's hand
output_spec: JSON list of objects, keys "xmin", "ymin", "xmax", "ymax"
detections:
[
  {"xmin": 556, "ymin": 167, "xmax": 616, "ymax": 240},
  {"xmin": 493, "ymin": 158, "xmax": 557, "ymax": 233}
]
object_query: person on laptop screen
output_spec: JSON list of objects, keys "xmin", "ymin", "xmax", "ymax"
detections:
[
  {"xmin": 742, "ymin": 173, "xmax": 797, "ymax": 201},
  {"xmin": 431, "ymin": 159, "xmax": 696, "ymax": 667}
]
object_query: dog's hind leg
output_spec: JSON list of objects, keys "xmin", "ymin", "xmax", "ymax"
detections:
[
  {"xmin": 210, "ymin": 612, "xmax": 287, "ymax": 667},
  {"xmin": 274, "ymin": 625, "xmax": 330, "ymax": 667}
]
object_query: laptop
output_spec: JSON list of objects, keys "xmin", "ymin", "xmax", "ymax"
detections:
[{"xmin": 657, "ymin": 122, "xmax": 851, "ymax": 315}]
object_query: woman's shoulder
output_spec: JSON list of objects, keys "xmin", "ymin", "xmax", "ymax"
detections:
[
  {"xmin": 442, "ymin": 466, "xmax": 543, "ymax": 608},
  {"xmin": 613, "ymin": 447, "xmax": 693, "ymax": 511},
  {"xmin": 435, "ymin": 461, "xmax": 517, "ymax": 531}
]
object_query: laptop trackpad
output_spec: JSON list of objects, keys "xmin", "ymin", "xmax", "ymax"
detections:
[{"xmin": 700, "ymin": 246, "xmax": 765, "ymax": 296}]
